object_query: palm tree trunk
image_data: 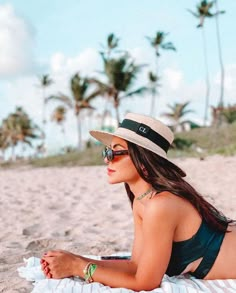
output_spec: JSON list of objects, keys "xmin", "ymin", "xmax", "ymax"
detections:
[
  {"xmin": 0, "ymin": 149, "xmax": 5, "ymax": 161},
  {"xmin": 2, "ymin": 149, "xmax": 5, "ymax": 161},
  {"xmin": 42, "ymin": 88, "xmax": 46, "ymax": 125},
  {"xmin": 215, "ymin": 0, "xmax": 225, "ymax": 108},
  {"xmin": 150, "ymin": 88, "xmax": 157, "ymax": 117},
  {"xmin": 101, "ymin": 98, "xmax": 110, "ymax": 129},
  {"xmin": 115, "ymin": 106, "xmax": 120, "ymax": 125},
  {"xmin": 61, "ymin": 124, "xmax": 66, "ymax": 150},
  {"xmin": 114, "ymin": 93, "xmax": 120, "ymax": 124},
  {"xmin": 150, "ymin": 57, "xmax": 159, "ymax": 117},
  {"xmin": 76, "ymin": 114, "xmax": 82, "ymax": 151},
  {"xmin": 21, "ymin": 142, "xmax": 25, "ymax": 158},
  {"xmin": 11, "ymin": 143, "xmax": 16, "ymax": 161},
  {"xmin": 41, "ymin": 87, "xmax": 47, "ymax": 155},
  {"xmin": 201, "ymin": 28, "xmax": 210, "ymax": 126}
]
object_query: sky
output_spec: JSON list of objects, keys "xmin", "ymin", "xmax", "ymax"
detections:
[{"xmin": 0, "ymin": 0, "xmax": 236, "ymax": 155}]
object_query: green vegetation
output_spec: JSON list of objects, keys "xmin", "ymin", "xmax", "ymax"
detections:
[
  {"xmin": 29, "ymin": 146, "xmax": 104, "ymax": 168},
  {"xmin": 0, "ymin": 107, "xmax": 42, "ymax": 161},
  {"xmin": 91, "ymin": 34, "xmax": 147, "ymax": 124},
  {"xmin": 169, "ymin": 122, "xmax": 236, "ymax": 157},
  {"xmin": 1, "ymin": 123, "xmax": 235, "ymax": 168}
]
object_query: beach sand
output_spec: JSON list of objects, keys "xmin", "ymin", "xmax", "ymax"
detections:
[{"xmin": 0, "ymin": 155, "xmax": 235, "ymax": 292}]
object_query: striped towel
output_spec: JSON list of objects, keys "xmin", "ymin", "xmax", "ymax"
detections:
[{"xmin": 18, "ymin": 256, "xmax": 236, "ymax": 293}]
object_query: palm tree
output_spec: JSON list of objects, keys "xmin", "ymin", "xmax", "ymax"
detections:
[
  {"xmin": 1, "ymin": 107, "xmax": 42, "ymax": 160},
  {"xmin": 47, "ymin": 73, "xmax": 101, "ymax": 150},
  {"xmin": 146, "ymin": 31, "xmax": 176, "ymax": 57},
  {"xmin": 100, "ymin": 33, "xmax": 125, "ymax": 126},
  {"xmin": 39, "ymin": 74, "xmax": 53, "ymax": 123},
  {"xmin": 188, "ymin": 1, "xmax": 225, "ymax": 125},
  {"xmin": 90, "ymin": 53, "xmax": 147, "ymax": 124},
  {"xmin": 100, "ymin": 33, "xmax": 120, "ymax": 58},
  {"xmin": 147, "ymin": 71, "xmax": 160, "ymax": 117},
  {"xmin": 214, "ymin": 0, "xmax": 225, "ymax": 108},
  {"xmin": 38, "ymin": 74, "xmax": 53, "ymax": 140},
  {"xmin": 0, "ymin": 126, "xmax": 9, "ymax": 160},
  {"xmin": 162, "ymin": 101, "xmax": 193, "ymax": 132},
  {"xmin": 51, "ymin": 105, "xmax": 67, "ymax": 148},
  {"xmin": 211, "ymin": 104, "xmax": 236, "ymax": 125},
  {"xmin": 146, "ymin": 31, "xmax": 176, "ymax": 115}
]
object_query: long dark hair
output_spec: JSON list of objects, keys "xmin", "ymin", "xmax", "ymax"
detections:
[{"xmin": 125, "ymin": 141, "xmax": 234, "ymax": 233}]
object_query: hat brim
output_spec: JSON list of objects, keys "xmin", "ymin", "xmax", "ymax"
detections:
[
  {"xmin": 89, "ymin": 129, "xmax": 186, "ymax": 177},
  {"xmin": 90, "ymin": 129, "xmax": 167, "ymax": 159}
]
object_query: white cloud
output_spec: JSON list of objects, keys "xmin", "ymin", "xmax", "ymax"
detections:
[
  {"xmin": 0, "ymin": 4, "xmax": 35, "ymax": 78},
  {"xmin": 2, "ymin": 48, "xmax": 101, "ymax": 119},
  {"xmin": 214, "ymin": 64, "xmax": 236, "ymax": 105},
  {"xmin": 163, "ymin": 68, "xmax": 183, "ymax": 90},
  {"xmin": 0, "ymin": 49, "xmax": 103, "ymax": 153},
  {"xmin": 50, "ymin": 48, "xmax": 101, "ymax": 77},
  {"xmin": 224, "ymin": 64, "xmax": 236, "ymax": 92},
  {"xmin": 48, "ymin": 48, "xmax": 102, "ymax": 97}
]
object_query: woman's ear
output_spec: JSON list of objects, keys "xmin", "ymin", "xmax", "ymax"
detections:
[{"xmin": 141, "ymin": 165, "xmax": 148, "ymax": 177}]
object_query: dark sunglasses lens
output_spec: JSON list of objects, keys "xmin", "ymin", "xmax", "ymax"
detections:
[
  {"xmin": 103, "ymin": 147, "xmax": 113, "ymax": 161},
  {"xmin": 106, "ymin": 148, "xmax": 113, "ymax": 161},
  {"xmin": 102, "ymin": 149, "xmax": 106, "ymax": 159}
]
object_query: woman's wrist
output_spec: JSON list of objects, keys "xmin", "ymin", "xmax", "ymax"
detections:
[{"xmin": 72, "ymin": 256, "xmax": 87, "ymax": 278}]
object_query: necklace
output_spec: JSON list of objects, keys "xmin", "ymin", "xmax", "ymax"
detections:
[{"xmin": 136, "ymin": 188, "xmax": 153, "ymax": 200}]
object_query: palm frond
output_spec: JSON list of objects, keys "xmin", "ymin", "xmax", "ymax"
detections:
[
  {"xmin": 107, "ymin": 33, "xmax": 119, "ymax": 50},
  {"xmin": 187, "ymin": 8, "xmax": 200, "ymax": 18},
  {"xmin": 120, "ymin": 87, "xmax": 148, "ymax": 99},
  {"xmin": 86, "ymin": 89, "xmax": 104, "ymax": 102},
  {"xmin": 46, "ymin": 94, "xmax": 73, "ymax": 108},
  {"xmin": 161, "ymin": 42, "xmax": 176, "ymax": 51}
]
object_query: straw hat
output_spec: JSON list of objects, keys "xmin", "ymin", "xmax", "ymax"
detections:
[{"xmin": 90, "ymin": 112, "xmax": 174, "ymax": 160}]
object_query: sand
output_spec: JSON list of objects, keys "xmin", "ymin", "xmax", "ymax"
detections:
[{"xmin": 0, "ymin": 155, "xmax": 236, "ymax": 292}]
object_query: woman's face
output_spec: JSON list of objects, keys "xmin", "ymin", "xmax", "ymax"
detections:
[{"xmin": 104, "ymin": 136, "xmax": 140, "ymax": 185}]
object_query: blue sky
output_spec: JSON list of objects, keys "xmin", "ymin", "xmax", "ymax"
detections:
[{"xmin": 0, "ymin": 0, "xmax": 235, "ymax": 154}]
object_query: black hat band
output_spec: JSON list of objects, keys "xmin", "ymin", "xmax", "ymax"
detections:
[{"xmin": 119, "ymin": 119, "xmax": 170, "ymax": 153}]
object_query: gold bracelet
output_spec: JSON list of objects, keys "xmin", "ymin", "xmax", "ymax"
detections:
[
  {"xmin": 83, "ymin": 262, "xmax": 92, "ymax": 275},
  {"xmin": 83, "ymin": 262, "xmax": 97, "ymax": 283}
]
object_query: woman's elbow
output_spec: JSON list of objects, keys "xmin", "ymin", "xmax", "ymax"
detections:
[{"xmin": 132, "ymin": 277, "xmax": 161, "ymax": 291}]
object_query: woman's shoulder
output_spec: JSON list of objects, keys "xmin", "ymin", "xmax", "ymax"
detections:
[
  {"xmin": 149, "ymin": 191, "xmax": 187, "ymax": 208},
  {"xmin": 143, "ymin": 191, "xmax": 184, "ymax": 220}
]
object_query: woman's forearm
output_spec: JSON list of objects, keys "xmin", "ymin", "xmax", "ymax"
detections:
[
  {"xmin": 77, "ymin": 255, "xmax": 137, "ymax": 274},
  {"xmin": 72, "ymin": 257, "xmax": 151, "ymax": 291}
]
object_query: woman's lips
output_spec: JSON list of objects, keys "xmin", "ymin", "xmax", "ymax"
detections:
[{"xmin": 107, "ymin": 168, "xmax": 115, "ymax": 175}]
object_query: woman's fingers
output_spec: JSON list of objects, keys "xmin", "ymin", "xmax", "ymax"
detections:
[
  {"xmin": 42, "ymin": 256, "xmax": 55, "ymax": 264},
  {"xmin": 40, "ymin": 258, "xmax": 55, "ymax": 279},
  {"xmin": 41, "ymin": 250, "xmax": 76, "ymax": 279},
  {"xmin": 45, "ymin": 267, "xmax": 50, "ymax": 274},
  {"xmin": 40, "ymin": 258, "xmax": 51, "ymax": 277},
  {"xmin": 40, "ymin": 259, "xmax": 48, "ymax": 269}
]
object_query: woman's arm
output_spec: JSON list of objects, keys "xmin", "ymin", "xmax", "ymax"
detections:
[
  {"xmin": 81, "ymin": 197, "xmax": 176, "ymax": 290},
  {"xmin": 43, "ymin": 196, "xmax": 177, "ymax": 291},
  {"xmin": 42, "ymin": 203, "xmax": 141, "ymax": 279},
  {"xmin": 42, "ymin": 250, "xmax": 137, "ymax": 276}
]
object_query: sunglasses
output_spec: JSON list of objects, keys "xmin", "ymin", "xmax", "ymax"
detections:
[{"xmin": 102, "ymin": 147, "xmax": 128, "ymax": 162}]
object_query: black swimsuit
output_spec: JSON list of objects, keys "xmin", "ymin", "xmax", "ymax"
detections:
[{"xmin": 166, "ymin": 220, "xmax": 226, "ymax": 278}]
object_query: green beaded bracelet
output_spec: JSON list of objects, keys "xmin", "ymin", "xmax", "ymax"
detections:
[{"xmin": 83, "ymin": 262, "xmax": 97, "ymax": 283}]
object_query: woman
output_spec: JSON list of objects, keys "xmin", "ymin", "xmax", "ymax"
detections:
[{"xmin": 42, "ymin": 112, "xmax": 236, "ymax": 291}]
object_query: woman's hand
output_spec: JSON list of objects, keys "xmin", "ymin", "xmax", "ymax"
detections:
[{"xmin": 41, "ymin": 250, "xmax": 80, "ymax": 279}]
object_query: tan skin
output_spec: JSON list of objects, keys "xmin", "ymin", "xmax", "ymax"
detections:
[{"xmin": 42, "ymin": 137, "xmax": 236, "ymax": 291}]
